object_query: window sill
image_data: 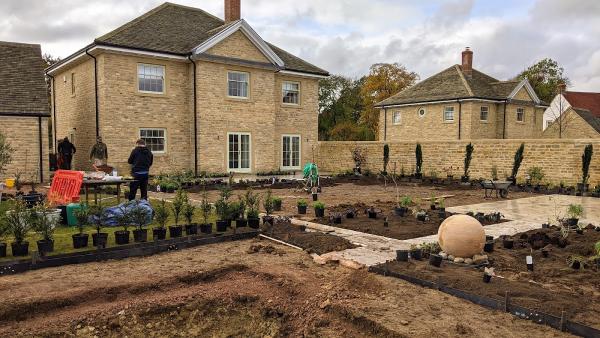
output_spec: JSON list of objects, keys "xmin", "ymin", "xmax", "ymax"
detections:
[
  {"xmin": 226, "ymin": 97, "xmax": 252, "ymax": 103},
  {"xmin": 281, "ymin": 103, "xmax": 301, "ymax": 109},
  {"xmin": 480, "ymin": 120, "xmax": 489, "ymax": 123},
  {"xmin": 443, "ymin": 120, "xmax": 455, "ymax": 124},
  {"xmin": 137, "ymin": 91, "xmax": 166, "ymax": 98},
  {"xmin": 228, "ymin": 169, "xmax": 252, "ymax": 173}
]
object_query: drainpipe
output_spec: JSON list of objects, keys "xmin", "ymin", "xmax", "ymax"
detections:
[
  {"xmin": 85, "ymin": 49, "xmax": 99, "ymax": 137},
  {"xmin": 188, "ymin": 55, "xmax": 198, "ymax": 176},
  {"xmin": 502, "ymin": 99, "xmax": 508, "ymax": 139},
  {"xmin": 383, "ymin": 108, "xmax": 387, "ymax": 141},
  {"xmin": 46, "ymin": 73, "xmax": 57, "ymax": 152},
  {"xmin": 38, "ymin": 116, "xmax": 44, "ymax": 183},
  {"xmin": 457, "ymin": 100, "xmax": 462, "ymax": 140}
]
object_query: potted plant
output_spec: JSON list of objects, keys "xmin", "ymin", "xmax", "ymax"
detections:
[
  {"xmin": 566, "ymin": 204, "xmax": 583, "ymax": 227},
  {"xmin": 579, "ymin": 144, "xmax": 593, "ymax": 194},
  {"xmin": 313, "ymin": 201, "xmax": 325, "ymax": 218},
  {"xmin": 330, "ymin": 212, "xmax": 342, "ymax": 224},
  {"xmin": 169, "ymin": 189, "xmax": 186, "ymax": 238},
  {"xmin": 461, "ymin": 143, "xmax": 474, "ymax": 183},
  {"xmin": 0, "ymin": 215, "xmax": 7, "ymax": 257},
  {"xmin": 5, "ymin": 200, "xmax": 31, "ymax": 256},
  {"xmin": 502, "ymin": 236, "xmax": 514, "ymax": 249},
  {"xmin": 215, "ymin": 187, "xmax": 232, "ymax": 232},
  {"xmin": 31, "ymin": 201, "xmax": 61, "ymax": 254},
  {"xmin": 272, "ymin": 196, "xmax": 283, "ymax": 211},
  {"xmin": 297, "ymin": 199, "xmax": 307, "ymax": 214},
  {"xmin": 199, "ymin": 190, "xmax": 213, "ymax": 234},
  {"xmin": 409, "ymin": 244, "xmax": 422, "ymax": 260},
  {"xmin": 153, "ymin": 199, "xmax": 169, "ymax": 240},
  {"xmin": 130, "ymin": 200, "xmax": 150, "ymax": 242},
  {"xmin": 262, "ymin": 189, "xmax": 275, "ymax": 225},
  {"xmin": 72, "ymin": 205, "xmax": 90, "ymax": 249},
  {"xmin": 527, "ymin": 166, "xmax": 545, "ymax": 190},
  {"xmin": 89, "ymin": 205, "xmax": 109, "ymax": 248},
  {"xmin": 567, "ymin": 255, "xmax": 586, "ymax": 270},
  {"xmin": 415, "ymin": 210, "xmax": 427, "ymax": 222},
  {"xmin": 429, "ymin": 194, "xmax": 437, "ymax": 210},
  {"xmin": 346, "ymin": 208, "xmax": 357, "ymax": 219},
  {"xmin": 234, "ymin": 197, "xmax": 247, "ymax": 228},
  {"xmin": 414, "ymin": 143, "xmax": 423, "ymax": 179},
  {"xmin": 508, "ymin": 143, "xmax": 525, "ymax": 185},
  {"xmin": 366, "ymin": 207, "xmax": 378, "ymax": 219},
  {"xmin": 437, "ymin": 197, "xmax": 446, "ymax": 219},
  {"xmin": 396, "ymin": 196, "xmax": 412, "ymax": 217},
  {"xmin": 114, "ymin": 202, "xmax": 132, "ymax": 245},
  {"xmin": 245, "ymin": 188, "xmax": 260, "ymax": 229},
  {"xmin": 182, "ymin": 201, "xmax": 198, "ymax": 235},
  {"xmin": 396, "ymin": 249, "xmax": 409, "ymax": 262}
]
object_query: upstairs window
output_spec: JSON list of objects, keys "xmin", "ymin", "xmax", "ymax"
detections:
[
  {"xmin": 228, "ymin": 71, "xmax": 249, "ymax": 98},
  {"xmin": 282, "ymin": 81, "xmax": 300, "ymax": 104},
  {"xmin": 517, "ymin": 107, "xmax": 525, "ymax": 122},
  {"xmin": 443, "ymin": 106, "xmax": 455, "ymax": 121},
  {"xmin": 480, "ymin": 106, "xmax": 489, "ymax": 121},
  {"xmin": 138, "ymin": 64, "xmax": 164, "ymax": 93},
  {"xmin": 392, "ymin": 111, "xmax": 402, "ymax": 125}
]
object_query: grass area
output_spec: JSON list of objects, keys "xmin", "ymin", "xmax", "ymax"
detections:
[{"xmin": 0, "ymin": 196, "xmax": 219, "ymax": 262}]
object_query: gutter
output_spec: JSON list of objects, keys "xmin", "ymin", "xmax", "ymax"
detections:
[
  {"xmin": 502, "ymin": 99, "xmax": 508, "ymax": 139},
  {"xmin": 457, "ymin": 100, "xmax": 462, "ymax": 140},
  {"xmin": 38, "ymin": 116, "xmax": 44, "ymax": 183},
  {"xmin": 46, "ymin": 74, "xmax": 57, "ymax": 152},
  {"xmin": 384, "ymin": 108, "xmax": 387, "ymax": 141},
  {"xmin": 0, "ymin": 112, "xmax": 51, "ymax": 117},
  {"xmin": 188, "ymin": 55, "xmax": 199, "ymax": 177},
  {"xmin": 85, "ymin": 49, "xmax": 100, "ymax": 137},
  {"xmin": 376, "ymin": 96, "xmax": 505, "ymax": 110}
]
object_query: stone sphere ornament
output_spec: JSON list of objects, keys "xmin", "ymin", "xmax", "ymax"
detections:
[{"xmin": 438, "ymin": 215, "xmax": 485, "ymax": 258}]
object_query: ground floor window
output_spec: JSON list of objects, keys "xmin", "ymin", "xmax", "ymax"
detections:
[
  {"xmin": 282, "ymin": 135, "xmax": 300, "ymax": 169},
  {"xmin": 139, "ymin": 128, "xmax": 166, "ymax": 153},
  {"xmin": 228, "ymin": 133, "xmax": 251, "ymax": 171}
]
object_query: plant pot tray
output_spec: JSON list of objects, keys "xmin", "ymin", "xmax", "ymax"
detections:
[{"xmin": 0, "ymin": 229, "xmax": 260, "ymax": 276}]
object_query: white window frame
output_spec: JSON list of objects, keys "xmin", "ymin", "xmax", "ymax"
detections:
[
  {"xmin": 516, "ymin": 107, "xmax": 525, "ymax": 122},
  {"xmin": 227, "ymin": 132, "xmax": 252, "ymax": 173},
  {"xmin": 137, "ymin": 64, "xmax": 165, "ymax": 94},
  {"xmin": 227, "ymin": 71, "xmax": 250, "ymax": 99},
  {"xmin": 282, "ymin": 81, "xmax": 300, "ymax": 105},
  {"xmin": 281, "ymin": 134, "xmax": 301, "ymax": 170},
  {"xmin": 392, "ymin": 111, "xmax": 402, "ymax": 125},
  {"xmin": 139, "ymin": 128, "xmax": 167, "ymax": 154},
  {"xmin": 443, "ymin": 106, "xmax": 455, "ymax": 122},
  {"xmin": 480, "ymin": 106, "xmax": 489, "ymax": 122}
]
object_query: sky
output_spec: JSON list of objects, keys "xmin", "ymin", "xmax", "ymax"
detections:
[{"xmin": 2, "ymin": 0, "xmax": 600, "ymax": 91}]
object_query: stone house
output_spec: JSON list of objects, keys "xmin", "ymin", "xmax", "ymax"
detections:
[
  {"xmin": 542, "ymin": 90, "xmax": 600, "ymax": 138},
  {"xmin": 0, "ymin": 41, "xmax": 50, "ymax": 183},
  {"xmin": 46, "ymin": 1, "xmax": 328, "ymax": 176},
  {"xmin": 375, "ymin": 48, "xmax": 548, "ymax": 141}
]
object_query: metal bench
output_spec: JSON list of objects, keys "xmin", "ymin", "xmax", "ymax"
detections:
[{"xmin": 480, "ymin": 180, "xmax": 511, "ymax": 198}]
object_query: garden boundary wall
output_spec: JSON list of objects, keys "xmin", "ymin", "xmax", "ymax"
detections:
[{"xmin": 316, "ymin": 139, "xmax": 600, "ymax": 186}]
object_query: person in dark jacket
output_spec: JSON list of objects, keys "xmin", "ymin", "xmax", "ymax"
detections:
[
  {"xmin": 58, "ymin": 137, "xmax": 76, "ymax": 170},
  {"xmin": 127, "ymin": 139, "xmax": 153, "ymax": 200}
]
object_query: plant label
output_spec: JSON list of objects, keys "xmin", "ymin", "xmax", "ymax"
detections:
[{"xmin": 526, "ymin": 255, "xmax": 534, "ymax": 271}]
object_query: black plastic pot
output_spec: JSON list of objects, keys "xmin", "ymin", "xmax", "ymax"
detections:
[
  {"xmin": 199, "ymin": 223, "xmax": 213, "ymax": 234},
  {"xmin": 567, "ymin": 218, "xmax": 579, "ymax": 227},
  {"xmin": 483, "ymin": 273, "xmax": 492, "ymax": 283},
  {"xmin": 396, "ymin": 250, "xmax": 409, "ymax": 262},
  {"xmin": 262, "ymin": 216, "xmax": 274, "ymax": 226},
  {"xmin": 503, "ymin": 239, "xmax": 514, "ymax": 249},
  {"xmin": 115, "ymin": 231, "xmax": 130, "ymax": 245},
  {"xmin": 216, "ymin": 220, "xmax": 228, "ymax": 232},
  {"xmin": 541, "ymin": 249, "xmax": 549, "ymax": 258},
  {"xmin": 185, "ymin": 223, "xmax": 199, "ymax": 235},
  {"xmin": 394, "ymin": 207, "xmax": 407, "ymax": 217},
  {"xmin": 542, "ymin": 223, "xmax": 550, "ymax": 229},
  {"xmin": 429, "ymin": 254, "xmax": 443, "ymax": 267},
  {"xmin": 274, "ymin": 200, "xmax": 282, "ymax": 211},
  {"xmin": 315, "ymin": 208, "xmax": 325, "ymax": 218},
  {"xmin": 333, "ymin": 216, "xmax": 342, "ymax": 224},
  {"xmin": 92, "ymin": 233, "xmax": 108, "ymax": 248},
  {"xmin": 430, "ymin": 204, "xmax": 436, "ymax": 210},
  {"xmin": 484, "ymin": 241, "xmax": 494, "ymax": 253},
  {"xmin": 485, "ymin": 235, "xmax": 494, "ymax": 242},
  {"xmin": 0, "ymin": 242, "xmax": 6, "ymax": 257},
  {"xmin": 72, "ymin": 233, "xmax": 89, "ymax": 249},
  {"xmin": 368, "ymin": 211, "xmax": 377, "ymax": 219},
  {"xmin": 169, "ymin": 226, "xmax": 183, "ymax": 238},
  {"xmin": 297, "ymin": 205, "xmax": 307, "ymax": 214},
  {"xmin": 236, "ymin": 219, "xmax": 247, "ymax": 228},
  {"xmin": 22, "ymin": 192, "xmax": 43, "ymax": 208},
  {"xmin": 576, "ymin": 228, "xmax": 584, "ymax": 235},
  {"xmin": 438, "ymin": 210, "xmax": 446, "ymax": 219},
  {"xmin": 133, "ymin": 229, "xmax": 148, "ymax": 242},
  {"xmin": 346, "ymin": 212, "xmax": 355, "ymax": 219},
  {"xmin": 461, "ymin": 175, "xmax": 470, "ymax": 183},
  {"xmin": 11, "ymin": 241, "xmax": 29, "ymax": 256},
  {"xmin": 570, "ymin": 261, "xmax": 581, "ymax": 270},
  {"xmin": 312, "ymin": 194, "xmax": 318, "ymax": 201},
  {"xmin": 410, "ymin": 248, "xmax": 422, "ymax": 260},
  {"xmin": 153, "ymin": 227, "xmax": 167, "ymax": 240},
  {"xmin": 416, "ymin": 214, "xmax": 426, "ymax": 222},
  {"xmin": 36, "ymin": 239, "xmax": 54, "ymax": 254},
  {"xmin": 248, "ymin": 218, "xmax": 260, "ymax": 229}
]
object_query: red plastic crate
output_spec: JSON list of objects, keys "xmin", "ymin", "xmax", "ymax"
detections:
[{"xmin": 48, "ymin": 170, "xmax": 84, "ymax": 205}]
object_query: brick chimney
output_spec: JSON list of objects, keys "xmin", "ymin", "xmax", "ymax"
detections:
[
  {"xmin": 224, "ymin": 0, "xmax": 241, "ymax": 23},
  {"xmin": 461, "ymin": 47, "xmax": 473, "ymax": 76}
]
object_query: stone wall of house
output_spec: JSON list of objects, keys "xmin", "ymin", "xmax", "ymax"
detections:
[
  {"xmin": 316, "ymin": 139, "xmax": 600, "ymax": 186},
  {"xmin": 0, "ymin": 116, "xmax": 49, "ymax": 183},
  {"xmin": 542, "ymin": 108, "xmax": 600, "ymax": 139},
  {"xmin": 206, "ymin": 30, "xmax": 270, "ymax": 64}
]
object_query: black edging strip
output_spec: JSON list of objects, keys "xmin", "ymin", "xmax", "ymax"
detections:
[
  {"xmin": 0, "ymin": 230, "xmax": 259, "ymax": 276},
  {"xmin": 369, "ymin": 266, "xmax": 600, "ymax": 338}
]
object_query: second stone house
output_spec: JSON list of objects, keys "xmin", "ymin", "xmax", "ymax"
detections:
[
  {"xmin": 46, "ymin": 0, "xmax": 328, "ymax": 175},
  {"xmin": 376, "ymin": 48, "xmax": 548, "ymax": 141}
]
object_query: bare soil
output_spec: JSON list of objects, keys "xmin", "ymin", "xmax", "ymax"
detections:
[
  {"xmin": 376, "ymin": 227, "xmax": 600, "ymax": 329},
  {"xmin": 308, "ymin": 201, "xmax": 508, "ymax": 240},
  {"xmin": 0, "ymin": 239, "xmax": 571, "ymax": 337}
]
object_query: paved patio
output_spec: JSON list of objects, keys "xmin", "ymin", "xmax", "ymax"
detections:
[{"xmin": 303, "ymin": 195, "xmax": 600, "ymax": 267}]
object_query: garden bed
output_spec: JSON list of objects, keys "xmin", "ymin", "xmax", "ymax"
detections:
[
  {"xmin": 374, "ymin": 226, "xmax": 600, "ymax": 329},
  {"xmin": 261, "ymin": 218, "xmax": 356, "ymax": 255},
  {"xmin": 309, "ymin": 202, "xmax": 509, "ymax": 240}
]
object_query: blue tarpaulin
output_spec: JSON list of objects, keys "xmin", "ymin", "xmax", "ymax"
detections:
[{"xmin": 91, "ymin": 200, "xmax": 154, "ymax": 227}]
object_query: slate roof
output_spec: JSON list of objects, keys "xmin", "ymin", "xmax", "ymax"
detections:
[
  {"xmin": 376, "ymin": 64, "xmax": 535, "ymax": 107},
  {"xmin": 564, "ymin": 91, "xmax": 600, "ymax": 118},
  {"xmin": 0, "ymin": 41, "xmax": 49, "ymax": 116},
  {"xmin": 51, "ymin": 2, "xmax": 328, "ymax": 76},
  {"xmin": 573, "ymin": 108, "xmax": 600, "ymax": 134}
]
